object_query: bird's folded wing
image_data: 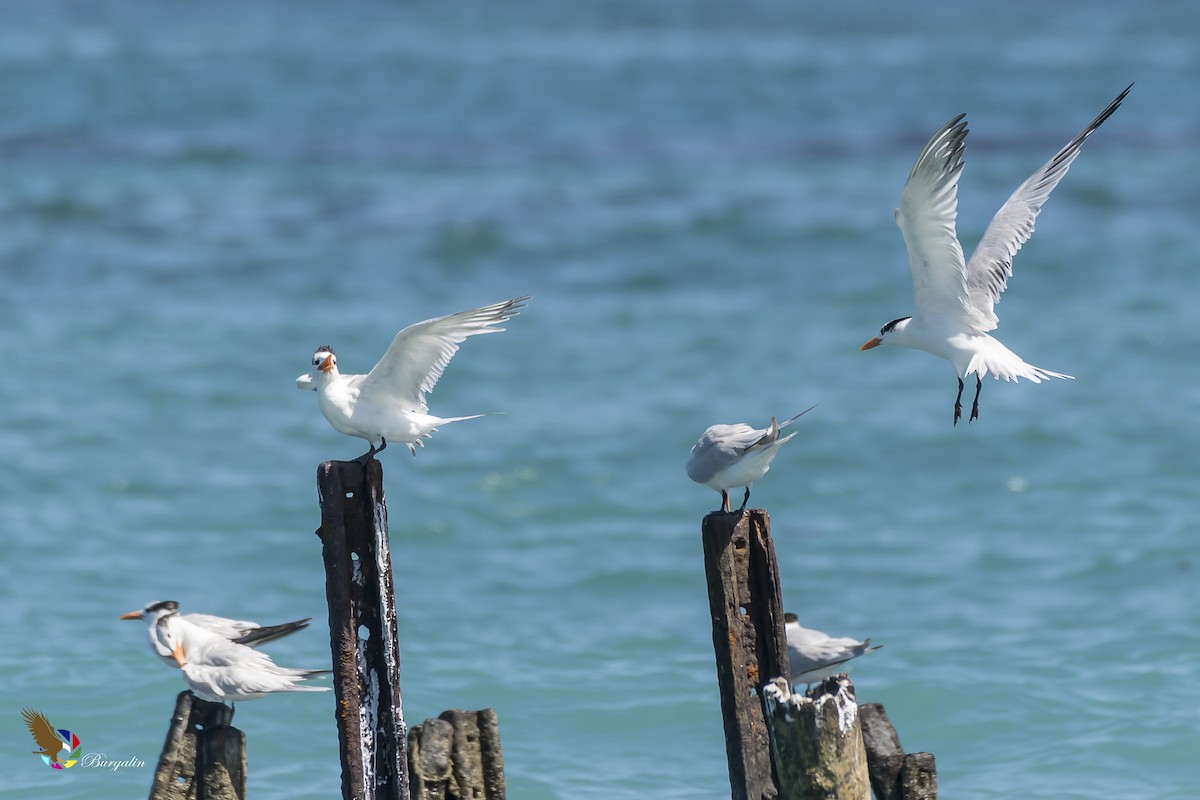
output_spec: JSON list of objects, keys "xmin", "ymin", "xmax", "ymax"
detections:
[
  {"xmin": 361, "ymin": 297, "xmax": 529, "ymax": 411},
  {"xmin": 686, "ymin": 424, "xmax": 764, "ymax": 483},
  {"xmin": 966, "ymin": 84, "xmax": 1131, "ymax": 330},
  {"xmin": 896, "ymin": 113, "xmax": 985, "ymax": 327}
]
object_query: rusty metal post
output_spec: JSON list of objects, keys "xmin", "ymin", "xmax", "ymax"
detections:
[
  {"xmin": 317, "ymin": 459, "xmax": 408, "ymax": 800},
  {"xmin": 701, "ymin": 509, "xmax": 791, "ymax": 800}
]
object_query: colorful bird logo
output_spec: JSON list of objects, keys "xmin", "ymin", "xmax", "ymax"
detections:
[{"xmin": 21, "ymin": 709, "xmax": 81, "ymax": 770}]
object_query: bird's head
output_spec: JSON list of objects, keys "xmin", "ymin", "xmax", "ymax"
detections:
[
  {"xmin": 860, "ymin": 316, "xmax": 912, "ymax": 351},
  {"xmin": 119, "ymin": 600, "xmax": 179, "ymax": 625},
  {"xmin": 296, "ymin": 346, "xmax": 337, "ymax": 390}
]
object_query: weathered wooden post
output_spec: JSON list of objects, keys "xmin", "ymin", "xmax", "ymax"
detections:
[
  {"xmin": 859, "ymin": 703, "xmax": 937, "ymax": 800},
  {"xmin": 701, "ymin": 509, "xmax": 791, "ymax": 800},
  {"xmin": 408, "ymin": 709, "xmax": 506, "ymax": 800},
  {"xmin": 317, "ymin": 458, "xmax": 408, "ymax": 800},
  {"xmin": 762, "ymin": 677, "xmax": 870, "ymax": 800},
  {"xmin": 149, "ymin": 690, "xmax": 245, "ymax": 800}
]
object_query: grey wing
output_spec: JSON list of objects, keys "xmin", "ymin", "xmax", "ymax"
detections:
[
  {"xmin": 686, "ymin": 423, "xmax": 766, "ymax": 483},
  {"xmin": 184, "ymin": 613, "xmax": 256, "ymax": 640},
  {"xmin": 896, "ymin": 114, "xmax": 984, "ymax": 325},
  {"xmin": 966, "ymin": 85, "xmax": 1130, "ymax": 330},
  {"xmin": 360, "ymin": 296, "xmax": 529, "ymax": 411}
]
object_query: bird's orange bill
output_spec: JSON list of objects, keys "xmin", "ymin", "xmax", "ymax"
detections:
[
  {"xmin": 172, "ymin": 643, "xmax": 187, "ymax": 667},
  {"xmin": 319, "ymin": 354, "xmax": 334, "ymax": 373},
  {"xmin": 118, "ymin": 611, "xmax": 143, "ymax": 620},
  {"xmin": 860, "ymin": 337, "xmax": 882, "ymax": 351}
]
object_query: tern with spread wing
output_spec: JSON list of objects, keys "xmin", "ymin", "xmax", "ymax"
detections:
[
  {"xmin": 860, "ymin": 85, "xmax": 1130, "ymax": 424},
  {"xmin": 297, "ymin": 296, "xmax": 529, "ymax": 461},
  {"xmin": 686, "ymin": 407, "xmax": 815, "ymax": 512},
  {"xmin": 157, "ymin": 616, "xmax": 330, "ymax": 704},
  {"xmin": 786, "ymin": 612, "xmax": 882, "ymax": 689},
  {"xmin": 120, "ymin": 600, "xmax": 311, "ymax": 669}
]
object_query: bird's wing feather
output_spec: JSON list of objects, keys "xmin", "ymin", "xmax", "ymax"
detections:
[
  {"xmin": 185, "ymin": 613, "xmax": 255, "ymax": 640},
  {"xmin": 22, "ymin": 710, "xmax": 62, "ymax": 753},
  {"xmin": 896, "ymin": 114, "xmax": 988, "ymax": 327},
  {"xmin": 686, "ymin": 424, "xmax": 767, "ymax": 483},
  {"xmin": 359, "ymin": 297, "xmax": 528, "ymax": 411},
  {"xmin": 965, "ymin": 85, "xmax": 1130, "ymax": 331}
]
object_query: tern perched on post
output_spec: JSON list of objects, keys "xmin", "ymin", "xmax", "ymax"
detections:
[
  {"xmin": 162, "ymin": 619, "xmax": 331, "ymax": 704},
  {"xmin": 785, "ymin": 612, "xmax": 882, "ymax": 689},
  {"xmin": 120, "ymin": 600, "xmax": 311, "ymax": 670},
  {"xmin": 686, "ymin": 406, "xmax": 815, "ymax": 512},
  {"xmin": 296, "ymin": 296, "xmax": 529, "ymax": 461},
  {"xmin": 859, "ymin": 85, "xmax": 1130, "ymax": 424}
]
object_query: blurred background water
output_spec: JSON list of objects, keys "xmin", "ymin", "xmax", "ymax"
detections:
[{"xmin": 1, "ymin": 1, "xmax": 1196, "ymax": 797}]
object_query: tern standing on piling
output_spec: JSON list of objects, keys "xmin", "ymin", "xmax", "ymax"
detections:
[
  {"xmin": 120, "ymin": 600, "xmax": 312, "ymax": 670},
  {"xmin": 296, "ymin": 296, "xmax": 529, "ymax": 461},
  {"xmin": 785, "ymin": 612, "xmax": 882, "ymax": 689},
  {"xmin": 686, "ymin": 407, "xmax": 815, "ymax": 512}
]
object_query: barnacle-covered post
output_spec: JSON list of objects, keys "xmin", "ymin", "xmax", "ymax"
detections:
[
  {"xmin": 701, "ymin": 509, "xmax": 791, "ymax": 799},
  {"xmin": 317, "ymin": 458, "xmax": 408, "ymax": 800},
  {"xmin": 762, "ymin": 677, "xmax": 870, "ymax": 800}
]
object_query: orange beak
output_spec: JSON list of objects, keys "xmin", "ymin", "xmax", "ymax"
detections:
[
  {"xmin": 172, "ymin": 643, "xmax": 186, "ymax": 668},
  {"xmin": 860, "ymin": 337, "xmax": 882, "ymax": 351},
  {"xmin": 118, "ymin": 611, "xmax": 144, "ymax": 620},
  {"xmin": 318, "ymin": 354, "xmax": 334, "ymax": 374}
]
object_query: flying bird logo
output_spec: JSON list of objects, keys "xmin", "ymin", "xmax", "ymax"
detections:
[{"xmin": 21, "ymin": 709, "xmax": 81, "ymax": 770}]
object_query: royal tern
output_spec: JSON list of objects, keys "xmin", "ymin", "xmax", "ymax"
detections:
[
  {"xmin": 686, "ymin": 407, "xmax": 815, "ymax": 512},
  {"xmin": 296, "ymin": 296, "xmax": 529, "ymax": 461},
  {"xmin": 785, "ymin": 612, "xmax": 882, "ymax": 689},
  {"xmin": 860, "ymin": 85, "xmax": 1131, "ymax": 424},
  {"xmin": 120, "ymin": 600, "xmax": 312, "ymax": 669},
  {"xmin": 159, "ymin": 616, "xmax": 330, "ymax": 704}
]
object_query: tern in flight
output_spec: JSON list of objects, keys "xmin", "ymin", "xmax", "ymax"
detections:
[{"xmin": 860, "ymin": 85, "xmax": 1130, "ymax": 424}]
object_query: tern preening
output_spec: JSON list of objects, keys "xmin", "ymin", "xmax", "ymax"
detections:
[
  {"xmin": 785, "ymin": 612, "xmax": 882, "ymax": 689},
  {"xmin": 686, "ymin": 407, "xmax": 815, "ymax": 512},
  {"xmin": 860, "ymin": 85, "xmax": 1131, "ymax": 424},
  {"xmin": 297, "ymin": 296, "xmax": 529, "ymax": 461},
  {"xmin": 139, "ymin": 613, "xmax": 330, "ymax": 704},
  {"xmin": 120, "ymin": 600, "xmax": 312, "ymax": 670}
]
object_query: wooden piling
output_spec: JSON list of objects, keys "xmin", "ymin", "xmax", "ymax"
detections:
[
  {"xmin": 408, "ymin": 708, "xmax": 506, "ymax": 800},
  {"xmin": 149, "ymin": 690, "xmax": 245, "ymax": 800},
  {"xmin": 762, "ymin": 677, "xmax": 870, "ymax": 800},
  {"xmin": 317, "ymin": 458, "xmax": 408, "ymax": 800},
  {"xmin": 859, "ymin": 703, "xmax": 937, "ymax": 800},
  {"xmin": 701, "ymin": 509, "xmax": 791, "ymax": 800}
]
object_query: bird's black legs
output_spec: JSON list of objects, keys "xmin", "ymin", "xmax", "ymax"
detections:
[
  {"xmin": 970, "ymin": 377, "xmax": 982, "ymax": 423},
  {"xmin": 355, "ymin": 437, "xmax": 387, "ymax": 465},
  {"xmin": 954, "ymin": 377, "xmax": 965, "ymax": 425},
  {"xmin": 738, "ymin": 486, "xmax": 751, "ymax": 512},
  {"xmin": 720, "ymin": 489, "xmax": 730, "ymax": 513}
]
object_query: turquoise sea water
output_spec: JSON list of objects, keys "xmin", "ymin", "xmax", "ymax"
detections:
[{"xmin": 1, "ymin": 1, "xmax": 1197, "ymax": 798}]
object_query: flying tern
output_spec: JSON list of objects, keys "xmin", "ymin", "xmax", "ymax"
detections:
[
  {"xmin": 297, "ymin": 296, "xmax": 529, "ymax": 461},
  {"xmin": 686, "ymin": 406, "xmax": 815, "ymax": 512},
  {"xmin": 860, "ymin": 85, "xmax": 1130, "ymax": 424},
  {"xmin": 785, "ymin": 612, "xmax": 882, "ymax": 689},
  {"xmin": 120, "ymin": 600, "xmax": 312, "ymax": 670},
  {"xmin": 157, "ymin": 616, "xmax": 330, "ymax": 704}
]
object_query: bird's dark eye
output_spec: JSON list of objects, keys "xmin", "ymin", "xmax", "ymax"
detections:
[{"xmin": 312, "ymin": 358, "xmax": 320, "ymax": 366}]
